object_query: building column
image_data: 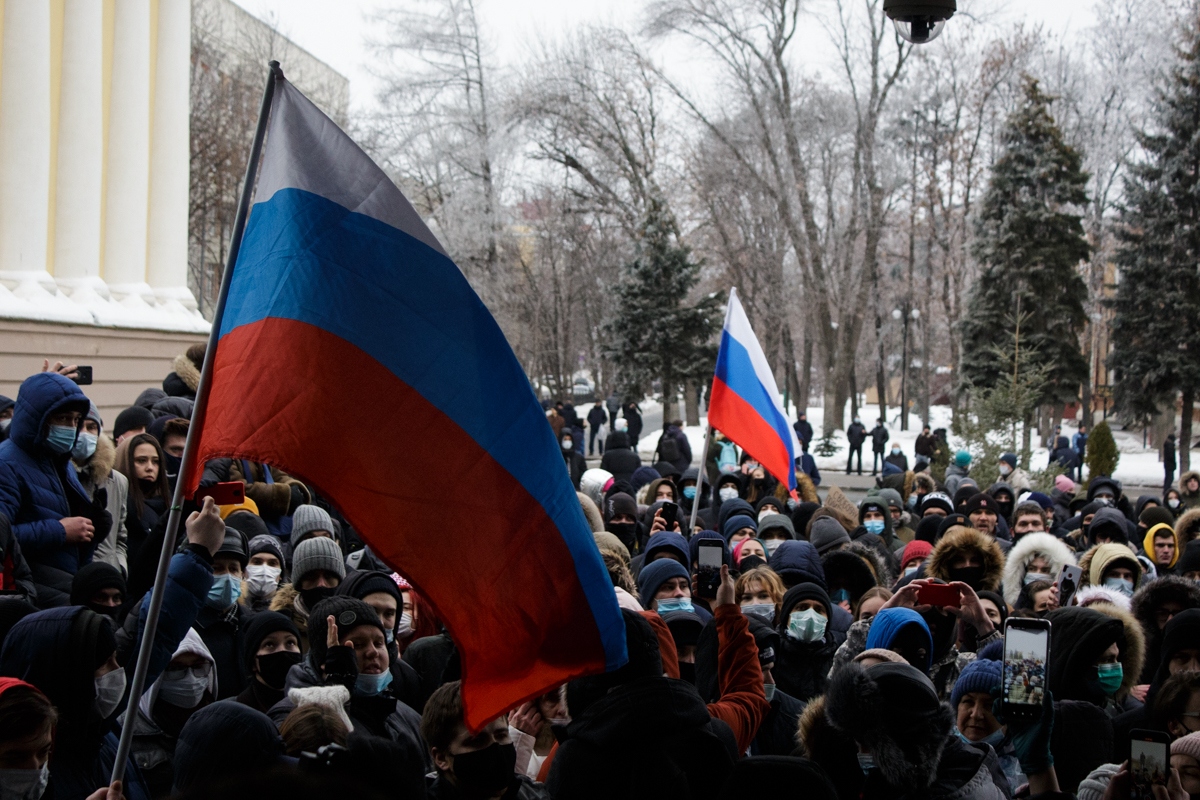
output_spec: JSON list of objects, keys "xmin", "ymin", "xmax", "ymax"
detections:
[
  {"xmin": 53, "ymin": 0, "xmax": 107, "ymax": 305},
  {"xmin": 147, "ymin": 0, "xmax": 196, "ymax": 312},
  {"xmin": 0, "ymin": 1, "xmax": 53, "ymax": 292},
  {"xmin": 103, "ymin": 0, "xmax": 152, "ymax": 304}
]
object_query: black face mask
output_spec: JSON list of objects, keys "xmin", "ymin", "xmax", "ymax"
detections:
[
  {"xmin": 739, "ymin": 555, "xmax": 767, "ymax": 572},
  {"xmin": 138, "ymin": 477, "xmax": 158, "ymax": 496},
  {"xmin": 300, "ymin": 585, "xmax": 335, "ymax": 611},
  {"xmin": 997, "ymin": 501, "xmax": 1014, "ymax": 519},
  {"xmin": 257, "ymin": 650, "xmax": 302, "ymax": 690},
  {"xmin": 85, "ymin": 602, "xmax": 120, "ymax": 620},
  {"xmin": 948, "ymin": 566, "xmax": 985, "ymax": 590},
  {"xmin": 163, "ymin": 453, "xmax": 182, "ymax": 479},
  {"xmin": 677, "ymin": 661, "xmax": 697, "ymax": 685},
  {"xmin": 451, "ymin": 742, "xmax": 516, "ymax": 798},
  {"xmin": 607, "ymin": 522, "xmax": 638, "ymax": 550}
]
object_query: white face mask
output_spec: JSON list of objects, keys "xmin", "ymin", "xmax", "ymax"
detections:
[
  {"xmin": 999, "ymin": 464, "xmax": 1012, "ymax": 476},
  {"xmin": 0, "ymin": 764, "xmax": 49, "ymax": 800},
  {"xmin": 719, "ymin": 487, "xmax": 739, "ymax": 502},
  {"xmin": 157, "ymin": 664, "xmax": 211, "ymax": 709},
  {"xmin": 758, "ymin": 508, "xmax": 776, "ymax": 521},
  {"xmin": 396, "ymin": 611, "xmax": 414, "ymax": 638},
  {"xmin": 94, "ymin": 666, "xmax": 126, "ymax": 719},
  {"xmin": 763, "ymin": 538, "xmax": 785, "ymax": 557},
  {"xmin": 245, "ymin": 564, "xmax": 282, "ymax": 597}
]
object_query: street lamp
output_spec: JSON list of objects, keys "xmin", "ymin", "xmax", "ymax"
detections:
[
  {"xmin": 884, "ymin": 0, "xmax": 956, "ymax": 44},
  {"xmin": 893, "ymin": 304, "xmax": 921, "ymax": 430}
]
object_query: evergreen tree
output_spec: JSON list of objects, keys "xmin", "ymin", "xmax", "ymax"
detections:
[
  {"xmin": 1085, "ymin": 419, "xmax": 1120, "ymax": 479},
  {"xmin": 1110, "ymin": 15, "xmax": 1200, "ymax": 471},
  {"xmin": 604, "ymin": 197, "xmax": 721, "ymax": 404},
  {"xmin": 961, "ymin": 77, "xmax": 1090, "ymax": 408}
]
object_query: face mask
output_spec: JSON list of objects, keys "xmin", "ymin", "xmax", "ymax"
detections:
[
  {"xmin": 44, "ymin": 424, "xmax": 77, "ymax": 454},
  {"xmin": 719, "ymin": 487, "xmax": 739, "ymax": 502},
  {"xmin": 764, "ymin": 538, "xmax": 784, "ymax": 557},
  {"xmin": 451, "ymin": 742, "xmax": 517, "ymax": 797},
  {"xmin": 1104, "ymin": 577, "xmax": 1134, "ymax": 598},
  {"xmin": 607, "ymin": 522, "xmax": 637, "ymax": 549},
  {"xmin": 863, "ymin": 519, "xmax": 885, "ymax": 536},
  {"xmin": 742, "ymin": 603, "xmax": 775, "ymax": 621},
  {"xmin": 904, "ymin": 566, "xmax": 919, "ymax": 578},
  {"xmin": 0, "ymin": 764, "xmax": 49, "ymax": 800},
  {"xmin": 355, "ymin": 669, "xmax": 393, "ymax": 696},
  {"xmin": 857, "ymin": 752, "xmax": 875, "ymax": 774},
  {"xmin": 763, "ymin": 683, "xmax": 776, "ymax": 702},
  {"xmin": 999, "ymin": 464, "xmax": 1012, "ymax": 476},
  {"xmin": 157, "ymin": 664, "xmax": 211, "ymax": 709},
  {"xmin": 786, "ymin": 609, "xmax": 827, "ymax": 643},
  {"xmin": 1170, "ymin": 498, "xmax": 1181, "ymax": 509},
  {"xmin": 245, "ymin": 564, "xmax": 281, "ymax": 597},
  {"xmin": 206, "ymin": 573, "xmax": 242, "ymax": 608},
  {"xmin": 758, "ymin": 508, "xmax": 775, "ymax": 521},
  {"xmin": 891, "ymin": 447, "xmax": 901, "ymax": 455},
  {"xmin": 683, "ymin": 486, "xmax": 696, "ymax": 500},
  {"xmin": 678, "ymin": 661, "xmax": 696, "ymax": 684},
  {"xmin": 300, "ymin": 585, "xmax": 335, "ymax": 611},
  {"xmin": 72, "ymin": 431, "xmax": 98, "ymax": 461},
  {"xmin": 1024, "ymin": 572, "xmax": 1054, "ymax": 586},
  {"xmin": 1096, "ymin": 662, "xmax": 1123, "ymax": 696},
  {"xmin": 948, "ymin": 566, "xmax": 985, "ymax": 589},
  {"xmin": 831, "ymin": 589, "xmax": 850, "ymax": 604},
  {"xmin": 0, "ymin": 419, "xmax": 10, "ymax": 432},
  {"xmin": 94, "ymin": 666, "xmax": 126, "ymax": 719},
  {"xmin": 561, "ymin": 439, "xmax": 572, "ymax": 450},
  {"xmin": 854, "ymin": 418, "xmax": 862, "ymax": 425},
  {"xmin": 396, "ymin": 612, "xmax": 414, "ymax": 638},
  {"xmin": 256, "ymin": 650, "xmax": 301, "ymax": 690},
  {"xmin": 164, "ymin": 452, "xmax": 182, "ymax": 478},
  {"xmin": 384, "ymin": 628, "xmax": 395, "ymax": 644},
  {"xmin": 957, "ymin": 727, "xmax": 1006, "ymax": 748},
  {"xmin": 656, "ymin": 598, "xmax": 694, "ymax": 614}
]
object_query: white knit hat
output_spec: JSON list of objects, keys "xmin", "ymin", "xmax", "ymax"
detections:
[{"xmin": 1076, "ymin": 763, "xmax": 1121, "ymax": 800}]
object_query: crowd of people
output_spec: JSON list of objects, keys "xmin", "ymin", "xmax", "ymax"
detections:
[{"xmin": 1, "ymin": 352, "xmax": 1200, "ymax": 799}]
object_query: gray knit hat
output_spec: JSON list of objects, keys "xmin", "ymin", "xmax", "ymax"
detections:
[
  {"xmin": 290, "ymin": 536, "xmax": 345, "ymax": 585},
  {"xmin": 290, "ymin": 504, "xmax": 334, "ymax": 550},
  {"xmin": 1076, "ymin": 763, "xmax": 1121, "ymax": 800},
  {"xmin": 810, "ymin": 516, "xmax": 851, "ymax": 555}
]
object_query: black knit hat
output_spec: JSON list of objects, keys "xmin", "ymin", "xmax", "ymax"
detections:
[
  {"xmin": 780, "ymin": 582, "xmax": 832, "ymax": 621},
  {"xmin": 113, "ymin": 406, "xmax": 154, "ymax": 440},
  {"xmin": 70, "ymin": 562, "xmax": 126, "ymax": 606},
  {"xmin": 1178, "ymin": 540, "xmax": 1200, "ymax": 577},
  {"xmin": 241, "ymin": 610, "xmax": 301, "ymax": 674},
  {"xmin": 308, "ymin": 597, "xmax": 383, "ymax": 666},
  {"xmin": 915, "ymin": 515, "xmax": 944, "ymax": 544},
  {"xmin": 963, "ymin": 493, "xmax": 998, "ymax": 517},
  {"xmin": 937, "ymin": 514, "xmax": 969, "ymax": 540},
  {"xmin": 336, "ymin": 570, "xmax": 402, "ymax": 605},
  {"xmin": 227, "ymin": 511, "xmax": 271, "ymax": 542}
]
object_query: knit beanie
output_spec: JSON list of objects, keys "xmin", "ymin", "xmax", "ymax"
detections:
[
  {"xmin": 963, "ymin": 493, "xmax": 998, "ymax": 517},
  {"xmin": 1076, "ymin": 763, "xmax": 1122, "ymax": 800},
  {"xmin": 1140, "ymin": 505, "xmax": 1177, "ymax": 530},
  {"xmin": 901, "ymin": 540, "xmax": 932, "ymax": 567},
  {"xmin": 113, "ymin": 406, "xmax": 154, "ymax": 440},
  {"xmin": 955, "ymin": 450, "xmax": 972, "ymax": 467},
  {"xmin": 950, "ymin": 658, "xmax": 1002, "ymax": 708},
  {"xmin": 853, "ymin": 648, "xmax": 909, "ymax": 666},
  {"xmin": 722, "ymin": 514, "xmax": 758, "ymax": 542},
  {"xmin": 336, "ymin": 570, "xmax": 402, "ymax": 605},
  {"xmin": 937, "ymin": 514, "xmax": 969, "ymax": 540},
  {"xmin": 780, "ymin": 582, "xmax": 832, "ymax": 620},
  {"xmin": 1025, "ymin": 492, "xmax": 1054, "ymax": 511},
  {"xmin": 1178, "ymin": 540, "xmax": 1200, "ymax": 577},
  {"xmin": 290, "ymin": 505, "xmax": 335, "ymax": 550},
  {"xmin": 241, "ymin": 611, "xmax": 301, "ymax": 674},
  {"xmin": 248, "ymin": 535, "xmax": 286, "ymax": 568},
  {"xmin": 810, "ymin": 517, "xmax": 851, "ymax": 555},
  {"xmin": 227, "ymin": 510, "xmax": 270, "ymax": 541},
  {"xmin": 307, "ymin": 597, "xmax": 383, "ymax": 666},
  {"xmin": 914, "ymin": 515, "xmax": 944, "ymax": 544},
  {"xmin": 1172, "ymin": 731, "xmax": 1200, "ymax": 763},
  {"xmin": 69, "ymin": 562, "xmax": 126, "ymax": 606},
  {"xmin": 999, "ymin": 453, "xmax": 1017, "ymax": 468},
  {"xmin": 291, "ymin": 537, "xmax": 345, "ymax": 586},
  {"xmin": 920, "ymin": 492, "xmax": 955, "ymax": 516},
  {"xmin": 1056, "ymin": 474, "xmax": 1076, "ymax": 494},
  {"xmin": 604, "ymin": 492, "xmax": 638, "ymax": 525},
  {"xmin": 638, "ymin": 558, "xmax": 690, "ymax": 608},
  {"xmin": 757, "ymin": 513, "xmax": 795, "ymax": 540}
]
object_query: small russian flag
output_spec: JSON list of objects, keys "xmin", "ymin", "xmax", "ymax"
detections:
[{"xmin": 708, "ymin": 288, "xmax": 801, "ymax": 496}]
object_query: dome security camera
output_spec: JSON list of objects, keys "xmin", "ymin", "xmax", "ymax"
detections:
[{"xmin": 883, "ymin": 0, "xmax": 956, "ymax": 44}]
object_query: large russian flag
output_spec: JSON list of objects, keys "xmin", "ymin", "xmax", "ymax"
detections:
[
  {"xmin": 185, "ymin": 75, "xmax": 626, "ymax": 727},
  {"xmin": 708, "ymin": 289, "xmax": 800, "ymax": 495}
]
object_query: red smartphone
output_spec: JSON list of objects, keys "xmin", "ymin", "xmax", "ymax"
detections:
[
  {"xmin": 195, "ymin": 482, "xmax": 245, "ymax": 506},
  {"xmin": 916, "ymin": 583, "xmax": 961, "ymax": 608}
]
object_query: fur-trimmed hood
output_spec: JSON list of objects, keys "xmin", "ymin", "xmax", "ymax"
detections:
[
  {"xmin": 1131, "ymin": 575, "xmax": 1200, "ymax": 681},
  {"xmin": 1176, "ymin": 508, "xmax": 1200, "ymax": 545},
  {"xmin": 1074, "ymin": 585, "xmax": 1131, "ymax": 611},
  {"xmin": 822, "ymin": 541, "xmax": 893, "ymax": 604},
  {"xmin": 926, "ymin": 526, "xmax": 1006, "ymax": 593},
  {"xmin": 172, "ymin": 352, "xmax": 202, "ymax": 393},
  {"xmin": 1079, "ymin": 542, "xmax": 1141, "ymax": 589},
  {"xmin": 913, "ymin": 472, "xmax": 937, "ymax": 496},
  {"xmin": 1085, "ymin": 600, "xmax": 1146, "ymax": 702},
  {"xmin": 1001, "ymin": 532, "xmax": 1078, "ymax": 607},
  {"xmin": 75, "ymin": 432, "xmax": 116, "ymax": 486},
  {"xmin": 1181, "ymin": 471, "xmax": 1200, "ymax": 500},
  {"xmin": 268, "ymin": 583, "xmax": 309, "ymax": 635}
]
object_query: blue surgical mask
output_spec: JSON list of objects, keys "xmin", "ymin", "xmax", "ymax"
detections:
[
  {"xmin": 832, "ymin": 589, "xmax": 850, "ymax": 604},
  {"xmin": 763, "ymin": 683, "xmax": 776, "ymax": 702},
  {"xmin": 1104, "ymin": 577, "xmax": 1134, "ymax": 598},
  {"xmin": 904, "ymin": 566, "xmax": 920, "ymax": 578},
  {"xmin": 741, "ymin": 603, "xmax": 775, "ymax": 621},
  {"xmin": 683, "ymin": 486, "xmax": 697, "ymax": 500},
  {"xmin": 561, "ymin": 439, "xmax": 573, "ymax": 450},
  {"xmin": 206, "ymin": 573, "xmax": 242, "ymax": 608},
  {"xmin": 656, "ymin": 598, "xmax": 694, "ymax": 614},
  {"xmin": 44, "ymin": 424, "xmax": 77, "ymax": 454},
  {"xmin": 957, "ymin": 727, "xmax": 1005, "ymax": 748},
  {"xmin": 864, "ymin": 519, "xmax": 885, "ymax": 536},
  {"xmin": 355, "ymin": 669, "xmax": 393, "ymax": 696},
  {"xmin": 786, "ymin": 609, "xmax": 827, "ymax": 642},
  {"xmin": 72, "ymin": 431, "xmax": 97, "ymax": 461}
]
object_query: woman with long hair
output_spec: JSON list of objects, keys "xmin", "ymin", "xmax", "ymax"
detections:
[{"xmin": 114, "ymin": 433, "xmax": 170, "ymax": 569}]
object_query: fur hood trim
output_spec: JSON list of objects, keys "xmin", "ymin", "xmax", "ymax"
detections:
[
  {"xmin": 1073, "ymin": 585, "xmax": 1132, "ymax": 611},
  {"xmin": 1079, "ymin": 542, "xmax": 1141, "ymax": 589},
  {"xmin": 287, "ymin": 685, "xmax": 354, "ymax": 732},
  {"xmin": 78, "ymin": 433, "xmax": 116, "ymax": 485},
  {"xmin": 1001, "ymin": 533, "xmax": 1078, "ymax": 607},
  {"xmin": 578, "ymin": 492, "xmax": 604, "ymax": 533},
  {"xmin": 846, "ymin": 539, "xmax": 894, "ymax": 587},
  {"xmin": 1181, "ymin": 471, "xmax": 1200, "ymax": 498},
  {"xmin": 269, "ymin": 583, "xmax": 309, "ymax": 633},
  {"xmin": 824, "ymin": 661, "xmax": 953, "ymax": 791},
  {"xmin": 173, "ymin": 352, "xmax": 201, "ymax": 393},
  {"xmin": 1131, "ymin": 574, "xmax": 1200, "ymax": 640},
  {"xmin": 1176, "ymin": 508, "xmax": 1200, "ymax": 545},
  {"xmin": 913, "ymin": 472, "xmax": 937, "ymax": 496},
  {"xmin": 926, "ymin": 526, "xmax": 1006, "ymax": 593},
  {"xmin": 795, "ymin": 471, "xmax": 820, "ymax": 504},
  {"xmin": 1085, "ymin": 601, "xmax": 1146, "ymax": 700},
  {"xmin": 797, "ymin": 695, "xmax": 828, "ymax": 757}
]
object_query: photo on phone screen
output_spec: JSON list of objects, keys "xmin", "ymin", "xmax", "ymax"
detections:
[
  {"xmin": 1056, "ymin": 565, "xmax": 1082, "ymax": 606},
  {"xmin": 698, "ymin": 542, "xmax": 722, "ymax": 569},
  {"xmin": 1003, "ymin": 624, "xmax": 1048, "ymax": 710},
  {"xmin": 1131, "ymin": 738, "xmax": 1169, "ymax": 799},
  {"xmin": 696, "ymin": 542, "xmax": 723, "ymax": 599}
]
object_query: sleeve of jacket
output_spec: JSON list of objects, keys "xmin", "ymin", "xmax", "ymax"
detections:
[
  {"xmin": 228, "ymin": 460, "xmax": 293, "ymax": 518},
  {"xmin": 811, "ymin": 459, "xmax": 821, "ymax": 486},
  {"xmin": 704, "ymin": 605, "xmax": 769, "ymax": 755},
  {"xmin": 829, "ymin": 618, "xmax": 871, "ymax": 678},
  {"xmin": 136, "ymin": 549, "xmax": 214, "ymax": 689},
  {"xmin": 0, "ymin": 462, "xmax": 67, "ymax": 556},
  {"xmin": 3, "ymin": 523, "xmax": 38, "ymax": 604}
]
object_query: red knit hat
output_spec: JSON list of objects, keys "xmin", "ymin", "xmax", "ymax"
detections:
[{"xmin": 901, "ymin": 540, "xmax": 932, "ymax": 568}]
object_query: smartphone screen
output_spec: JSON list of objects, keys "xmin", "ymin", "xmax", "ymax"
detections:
[
  {"xmin": 1003, "ymin": 622, "xmax": 1049, "ymax": 715},
  {"xmin": 1056, "ymin": 565, "xmax": 1082, "ymax": 606},
  {"xmin": 696, "ymin": 542, "xmax": 722, "ymax": 600},
  {"xmin": 698, "ymin": 542, "xmax": 722, "ymax": 569},
  {"xmin": 659, "ymin": 502, "xmax": 678, "ymax": 529},
  {"xmin": 1131, "ymin": 733, "xmax": 1170, "ymax": 799}
]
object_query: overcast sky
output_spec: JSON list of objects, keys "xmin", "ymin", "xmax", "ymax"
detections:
[{"xmin": 231, "ymin": 0, "xmax": 1092, "ymax": 113}]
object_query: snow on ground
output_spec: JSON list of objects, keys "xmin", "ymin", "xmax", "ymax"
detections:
[{"xmin": 632, "ymin": 399, "xmax": 1185, "ymax": 490}]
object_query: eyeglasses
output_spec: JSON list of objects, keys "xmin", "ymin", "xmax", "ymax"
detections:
[{"xmin": 162, "ymin": 662, "xmax": 213, "ymax": 681}]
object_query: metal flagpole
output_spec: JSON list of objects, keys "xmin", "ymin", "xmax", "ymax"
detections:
[
  {"xmin": 110, "ymin": 61, "xmax": 282, "ymax": 786},
  {"xmin": 688, "ymin": 423, "xmax": 713, "ymax": 534}
]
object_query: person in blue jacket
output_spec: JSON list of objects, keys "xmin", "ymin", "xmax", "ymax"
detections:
[{"xmin": 0, "ymin": 372, "xmax": 107, "ymax": 608}]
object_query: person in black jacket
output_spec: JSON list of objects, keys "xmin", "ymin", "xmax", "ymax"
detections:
[
  {"xmin": 870, "ymin": 419, "xmax": 889, "ymax": 476},
  {"xmin": 846, "ymin": 416, "xmax": 867, "ymax": 475},
  {"xmin": 1165, "ymin": 434, "xmax": 1178, "ymax": 495},
  {"xmin": 600, "ymin": 431, "xmax": 641, "ymax": 484},
  {"xmin": 623, "ymin": 401, "xmax": 643, "ymax": 444},
  {"xmin": 559, "ymin": 429, "xmax": 586, "ymax": 489},
  {"xmin": 773, "ymin": 583, "xmax": 837, "ymax": 703},
  {"xmin": 586, "ymin": 400, "xmax": 608, "ymax": 456},
  {"xmin": 793, "ymin": 413, "xmax": 813, "ymax": 450}
]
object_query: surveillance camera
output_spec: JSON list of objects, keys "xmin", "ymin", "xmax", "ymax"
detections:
[{"xmin": 883, "ymin": 0, "xmax": 956, "ymax": 45}]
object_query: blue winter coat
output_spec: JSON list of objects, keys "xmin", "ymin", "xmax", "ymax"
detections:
[{"xmin": 0, "ymin": 373, "xmax": 95, "ymax": 606}]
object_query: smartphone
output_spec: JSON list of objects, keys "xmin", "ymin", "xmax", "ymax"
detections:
[
  {"xmin": 696, "ymin": 540, "xmax": 723, "ymax": 600},
  {"xmin": 916, "ymin": 583, "xmax": 961, "ymax": 608},
  {"xmin": 659, "ymin": 502, "xmax": 679, "ymax": 530},
  {"xmin": 1002, "ymin": 617, "xmax": 1051, "ymax": 720},
  {"xmin": 70, "ymin": 366, "xmax": 93, "ymax": 385},
  {"xmin": 195, "ymin": 481, "xmax": 245, "ymax": 506},
  {"xmin": 1130, "ymin": 729, "xmax": 1171, "ymax": 799},
  {"xmin": 1056, "ymin": 565, "xmax": 1083, "ymax": 607}
]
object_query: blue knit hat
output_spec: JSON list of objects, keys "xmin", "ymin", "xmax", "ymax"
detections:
[
  {"xmin": 638, "ymin": 558, "xmax": 690, "ymax": 608},
  {"xmin": 643, "ymin": 532, "xmax": 689, "ymax": 566},
  {"xmin": 864, "ymin": 608, "xmax": 932, "ymax": 673},
  {"xmin": 955, "ymin": 450, "xmax": 972, "ymax": 467},
  {"xmin": 1025, "ymin": 491, "xmax": 1054, "ymax": 511},
  {"xmin": 951, "ymin": 658, "xmax": 1003, "ymax": 708},
  {"xmin": 723, "ymin": 514, "xmax": 757, "ymax": 542}
]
